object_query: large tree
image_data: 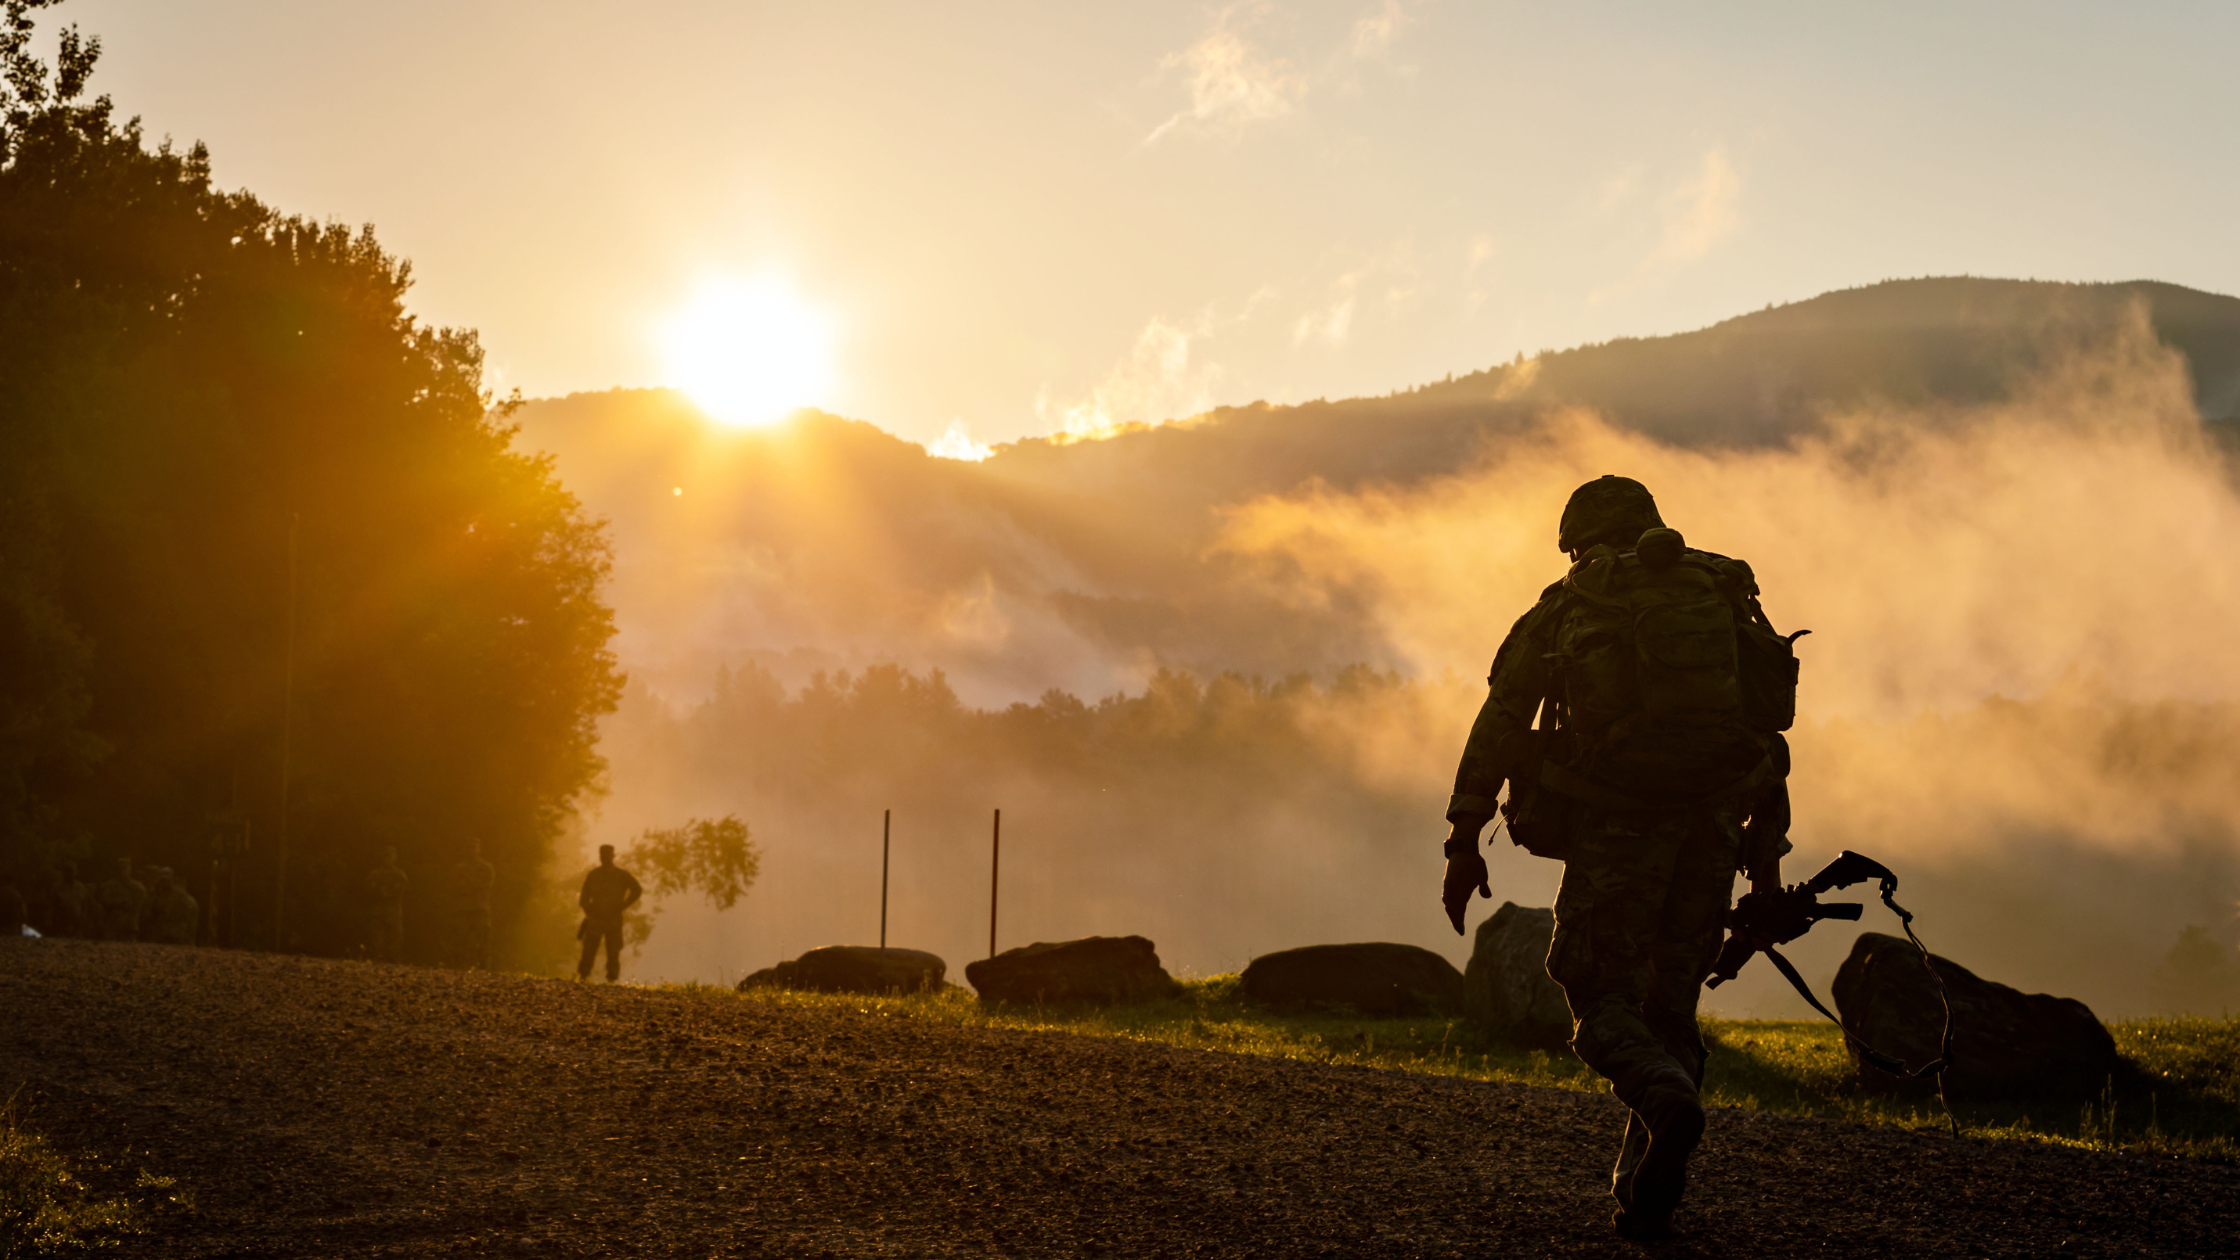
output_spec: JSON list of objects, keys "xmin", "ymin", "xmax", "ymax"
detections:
[{"xmin": 0, "ymin": 0, "xmax": 621, "ymax": 962}]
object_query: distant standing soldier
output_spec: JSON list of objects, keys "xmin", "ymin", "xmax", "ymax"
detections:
[
  {"xmin": 453, "ymin": 838, "xmax": 496, "ymax": 969},
  {"xmin": 146, "ymin": 868, "xmax": 200, "ymax": 946},
  {"xmin": 1441, "ymin": 476, "xmax": 1798, "ymax": 1241},
  {"xmin": 96, "ymin": 857, "xmax": 149, "ymax": 941},
  {"xmin": 364, "ymin": 846, "xmax": 408, "ymax": 962},
  {"xmin": 576, "ymin": 844, "xmax": 642, "ymax": 983}
]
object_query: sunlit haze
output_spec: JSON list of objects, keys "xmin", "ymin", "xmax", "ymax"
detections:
[
  {"xmin": 30, "ymin": 2, "xmax": 2240, "ymax": 1019},
  {"xmin": 64, "ymin": 1, "xmax": 2240, "ymax": 449},
  {"xmin": 656, "ymin": 277, "xmax": 836, "ymax": 427}
]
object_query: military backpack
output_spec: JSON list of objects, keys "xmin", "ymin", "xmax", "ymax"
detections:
[{"xmin": 1534, "ymin": 527, "xmax": 1800, "ymax": 807}]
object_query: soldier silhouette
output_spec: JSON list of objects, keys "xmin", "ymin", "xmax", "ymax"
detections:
[
  {"xmin": 576, "ymin": 844, "xmax": 643, "ymax": 983},
  {"xmin": 1441, "ymin": 476, "xmax": 1798, "ymax": 1241}
]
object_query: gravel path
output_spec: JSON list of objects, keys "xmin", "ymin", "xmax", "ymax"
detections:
[{"xmin": 2, "ymin": 940, "xmax": 2233, "ymax": 1258}]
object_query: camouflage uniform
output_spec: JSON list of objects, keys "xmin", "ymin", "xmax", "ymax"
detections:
[
  {"xmin": 1445, "ymin": 476, "xmax": 1790, "ymax": 1237},
  {"xmin": 364, "ymin": 851, "xmax": 408, "ymax": 962}
]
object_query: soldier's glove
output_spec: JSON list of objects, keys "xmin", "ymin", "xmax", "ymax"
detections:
[{"xmin": 1441, "ymin": 817, "xmax": 1493, "ymax": 935}]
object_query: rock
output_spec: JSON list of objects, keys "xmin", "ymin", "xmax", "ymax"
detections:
[
  {"xmin": 735, "ymin": 946, "xmax": 945, "ymax": 995},
  {"xmin": 1833, "ymin": 932, "xmax": 2117, "ymax": 1100},
  {"xmin": 964, "ymin": 936, "xmax": 1180, "ymax": 1006},
  {"xmin": 1238, "ymin": 943, "xmax": 1463, "ymax": 1017},
  {"xmin": 1462, "ymin": 903, "xmax": 1573, "ymax": 1048}
]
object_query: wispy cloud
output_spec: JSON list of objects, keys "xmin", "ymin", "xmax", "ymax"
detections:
[
  {"xmin": 1651, "ymin": 146, "xmax": 1740, "ymax": 266},
  {"xmin": 1146, "ymin": 2, "xmax": 1420, "ymax": 144},
  {"xmin": 1349, "ymin": 0, "xmax": 1414, "ymax": 60},
  {"xmin": 1037, "ymin": 312, "xmax": 1225, "ymax": 441},
  {"xmin": 1587, "ymin": 146, "xmax": 1742, "ymax": 306},
  {"xmin": 1145, "ymin": 7, "xmax": 1308, "ymax": 145}
]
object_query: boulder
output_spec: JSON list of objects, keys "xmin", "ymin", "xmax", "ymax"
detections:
[
  {"xmin": 964, "ymin": 935, "xmax": 1180, "ymax": 1006},
  {"xmin": 1462, "ymin": 903, "xmax": 1573, "ymax": 1048},
  {"xmin": 1239, "ymin": 943, "xmax": 1463, "ymax": 1017},
  {"xmin": 736, "ymin": 946, "xmax": 945, "ymax": 995},
  {"xmin": 1833, "ymin": 932, "xmax": 2117, "ymax": 1101}
]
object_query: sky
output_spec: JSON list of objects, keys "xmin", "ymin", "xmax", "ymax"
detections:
[{"xmin": 62, "ymin": 0, "xmax": 2240, "ymax": 448}]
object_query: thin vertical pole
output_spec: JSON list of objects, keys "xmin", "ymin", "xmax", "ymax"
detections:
[
  {"xmin": 274, "ymin": 513, "xmax": 299, "ymax": 951},
  {"xmin": 880, "ymin": 809, "xmax": 890, "ymax": 954},
  {"xmin": 988, "ymin": 808, "xmax": 1001, "ymax": 959}
]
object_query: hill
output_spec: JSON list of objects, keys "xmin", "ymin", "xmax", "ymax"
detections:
[
  {"xmin": 514, "ymin": 276, "xmax": 2240, "ymax": 701},
  {"xmin": 6, "ymin": 940, "xmax": 2234, "ymax": 1257}
]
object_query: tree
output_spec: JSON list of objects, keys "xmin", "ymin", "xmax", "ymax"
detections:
[
  {"xmin": 620, "ymin": 816, "xmax": 763, "ymax": 955},
  {"xmin": 0, "ymin": 0, "xmax": 622, "ymax": 961}
]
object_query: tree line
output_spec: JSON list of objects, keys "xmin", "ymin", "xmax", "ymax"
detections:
[{"xmin": 0, "ymin": 0, "xmax": 622, "ymax": 965}]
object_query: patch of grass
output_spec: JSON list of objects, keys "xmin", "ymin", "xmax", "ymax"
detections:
[
  {"xmin": 680, "ymin": 977, "xmax": 2240, "ymax": 1164},
  {"xmin": 0, "ymin": 1094, "xmax": 160, "ymax": 1258}
]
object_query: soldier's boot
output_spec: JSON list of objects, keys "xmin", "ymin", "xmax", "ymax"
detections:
[
  {"xmin": 1609, "ymin": 1110, "xmax": 1650, "ymax": 1211},
  {"xmin": 1612, "ymin": 1066, "xmax": 1703, "ymax": 1241}
]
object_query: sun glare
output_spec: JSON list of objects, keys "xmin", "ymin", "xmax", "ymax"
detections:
[{"xmin": 657, "ymin": 278, "xmax": 836, "ymax": 428}]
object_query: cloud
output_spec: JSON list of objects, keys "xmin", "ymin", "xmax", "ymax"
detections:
[
  {"xmin": 927, "ymin": 419, "xmax": 993, "ymax": 462},
  {"xmin": 1038, "ymin": 313, "xmax": 1224, "ymax": 440},
  {"xmin": 1146, "ymin": 8, "xmax": 1308, "ymax": 145},
  {"xmin": 1147, "ymin": 2, "xmax": 1419, "ymax": 144},
  {"xmin": 1587, "ymin": 146, "xmax": 1741, "ymax": 306},
  {"xmin": 1349, "ymin": 0, "xmax": 1414, "ymax": 60},
  {"xmin": 1652, "ymin": 146, "xmax": 1740, "ymax": 266}
]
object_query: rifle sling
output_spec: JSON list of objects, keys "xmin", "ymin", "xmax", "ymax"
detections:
[{"xmin": 1758, "ymin": 934, "xmax": 1954, "ymax": 1085}]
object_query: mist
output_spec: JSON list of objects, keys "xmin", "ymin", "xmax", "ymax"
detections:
[{"xmin": 552, "ymin": 310, "xmax": 2240, "ymax": 1020}]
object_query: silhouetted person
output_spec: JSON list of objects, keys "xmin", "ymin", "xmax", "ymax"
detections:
[
  {"xmin": 364, "ymin": 846, "xmax": 408, "ymax": 962},
  {"xmin": 146, "ymin": 867, "xmax": 199, "ymax": 945},
  {"xmin": 576, "ymin": 844, "xmax": 642, "ymax": 983},
  {"xmin": 1442, "ymin": 476, "xmax": 1797, "ymax": 1241},
  {"xmin": 452, "ymin": 838, "xmax": 495, "ymax": 969},
  {"xmin": 95, "ymin": 857, "xmax": 149, "ymax": 941}
]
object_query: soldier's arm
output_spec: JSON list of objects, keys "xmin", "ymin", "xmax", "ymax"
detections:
[
  {"xmin": 621, "ymin": 871, "xmax": 643, "ymax": 910},
  {"xmin": 577, "ymin": 873, "xmax": 596, "ymax": 912},
  {"xmin": 1447, "ymin": 583, "xmax": 1565, "ymax": 826}
]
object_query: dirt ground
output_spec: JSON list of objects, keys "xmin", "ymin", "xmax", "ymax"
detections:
[{"xmin": 2, "ymin": 941, "xmax": 2234, "ymax": 1259}]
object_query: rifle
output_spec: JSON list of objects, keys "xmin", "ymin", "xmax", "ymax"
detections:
[{"xmin": 1706, "ymin": 850, "xmax": 1955, "ymax": 1092}]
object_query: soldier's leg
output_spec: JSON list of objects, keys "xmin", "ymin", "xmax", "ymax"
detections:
[
  {"xmin": 1549, "ymin": 807, "xmax": 1725, "ymax": 1237},
  {"xmin": 1642, "ymin": 807, "xmax": 1745, "ymax": 1085},
  {"xmin": 1619, "ymin": 807, "xmax": 1744, "ymax": 1233},
  {"xmin": 1548, "ymin": 808, "xmax": 1695, "ymax": 1098},
  {"xmin": 576, "ymin": 924, "xmax": 601, "ymax": 979},
  {"xmin": 601, "ymin": 920, "xmax": 622, "ymax": 982}
]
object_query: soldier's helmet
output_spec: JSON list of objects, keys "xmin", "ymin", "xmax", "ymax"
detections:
[{"xmin": 1557, "ymin": 475, "xmax": 1665, "ymax": 555}]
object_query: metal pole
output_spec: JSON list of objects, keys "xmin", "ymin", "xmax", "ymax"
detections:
[
  {"xmin": 880, "ymin": 809, "xmax": 890, "ymax": 954},
  {"xmin": 274, "ymin": 513, "xmax": 299, "ymax": 951},
  {"xmin": 988, "ymin": 808, "xmax": 1000, "ymax": 959}
]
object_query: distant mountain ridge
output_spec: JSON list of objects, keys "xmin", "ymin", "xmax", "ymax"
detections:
[
  {"xmin": 514, "ymin": 277, "xmax": 2240, "ymax": 702},
  {"xmin": 985, "ymin": 277, "xmax": 2240, "ymax": 512}
]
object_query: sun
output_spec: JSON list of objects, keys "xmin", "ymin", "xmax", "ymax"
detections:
[{"xmin": 656, "ymin": 277, "xmax": 836, "ymax": 428}]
